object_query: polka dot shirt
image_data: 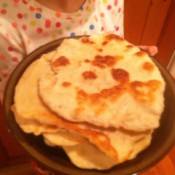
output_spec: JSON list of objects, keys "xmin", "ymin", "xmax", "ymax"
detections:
[{"xmin": 0, "ymin": 0, "xmax": 124, "ymax": 101}]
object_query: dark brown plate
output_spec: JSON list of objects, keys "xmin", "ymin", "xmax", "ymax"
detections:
[{"xmin": 3, "ymin": 37, "xmax": 175, "ymax": 175}]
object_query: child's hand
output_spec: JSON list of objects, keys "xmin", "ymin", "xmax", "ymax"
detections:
[{"xmin": 139, "ymin": 46, "xmax": 158, "ymax": 57}]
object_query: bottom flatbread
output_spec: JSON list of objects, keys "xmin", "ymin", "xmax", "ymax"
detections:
[
  {"xmin": 12, "ymin": 46, "xmax": 153, "ymax": 170},
  {"xmin": 43, "ymin": 129, "xmax": 152, "ymax": 169},
  {"xmin": 63, "ymin": 133, "xmax": 151, "ymax": 170},
  {"xmin": 43, "ymin": 130, "xmax": 117, "ymax": 170}
]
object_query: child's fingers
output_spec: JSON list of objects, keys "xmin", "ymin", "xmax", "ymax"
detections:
[{"xmin": 139, "ymin": 46, "xmax": 158, "ymax": 57}]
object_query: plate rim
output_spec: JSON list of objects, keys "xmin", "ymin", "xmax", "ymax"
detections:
[{"xmin": 3, "ymin": 36, "xmax": 175, "ymax": 175}]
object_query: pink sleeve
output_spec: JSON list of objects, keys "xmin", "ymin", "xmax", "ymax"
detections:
[
  {"xmin": 110, "ymin": 0, "xmax": 124, "ymax": 37},
  {"xmin": 100, "ymin": 0, "xmax": 124, "ymax": 37},
  {"xmin": 0, "ymin": 18, "xmax": 26, "ymax": 102}
]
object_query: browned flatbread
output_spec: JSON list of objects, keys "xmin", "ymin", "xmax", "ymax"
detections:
[
  {"xmin": 12, "ymin": 33, "xmax": 165, "ymax": 170},
  {"xmin": 39, "ymin": 34, "xmax": 165, "ymax": 131},
  {"xmin": 13, "ymin": 55, "xmax": 119, "ymax": 162}
]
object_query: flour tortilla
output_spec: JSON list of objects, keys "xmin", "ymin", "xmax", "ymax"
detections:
[
  {"xmin": 43, "ymin": 130, "xmax": 117, "ymax": 170},
  {"xmin": 63, "ymin": 131, "xmax": 152, "ymax": 170},
  {"xmin": 43, "ymin": 126, "xmax": 152, "ymax": 166},
  {"xmin": 43, "ymin": 130, "xmax": 85, "ymax": 147},
  {"xmin": 63, "ymin": 140, "xmax": 117, "ymax": 170},
  {"xmin": 13, "ymin": 55, "xmax": 119, "ymax": 162},
  {"xmin": 12, "ymin": 33, "xmax": 165, "ymax": 170},
  {"xmin": 38, "ymin": 34, "xmax": 165, "ymax": 131}
]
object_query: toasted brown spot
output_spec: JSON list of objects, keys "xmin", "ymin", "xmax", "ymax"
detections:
[
  {"xmin": 84, "ymin": 59, "xmax": 91, "ymax": 63},
  {"xmin": 126, "ymin": 45, "xmax": 134, "ymax": 49},
  {"xmin": 100, "ymin": 86, "xmax": 125, "ymax": 99},
  {"xmin": 62, "ymin": 82, "xmax": 71, "ymax": 87},
  {"xmin": 102, "ymin": 41, "xmax": 108, "ymax": 46},
  {"xmin": 77, "ymin": 84, "xmax": 125, "ymax": 102},
  {"xmin": 82, "ymin": 71, "xmax": 97, "ymax": 80},
  {"xmin": 130, "ymin": 80, "xmax": 161, "ymax": 103},
  {"xmin": 106, "ymin": 34, "xmax": 124, "ymax": 42},
  {"xmin": 51, "ymin": 56, "xmax": 70, "ymax": 68},
  {"xmin": 142, "ymin": 62, "xmax": 154, "ymax": 72},
  {"xmin": 125, "ymin": 45, "xmax": 135, "ymax": 51},
  {"xmin": 77, "ymin": 89, "xmax": 99, "ymax": 101},
  {"xmin": 111, "ymin": 68, "xmax": 129, "ymax": 84},
  {"xmin": 115, "ymin": 55, "xmax": 123, "ymax": 61},
  {"xmin": 81, "ymin": 37, "xmax": 94, "ymax": 44},
  {"xmin": 135, "ymin": 51, "xmax": 147, "ymax": 57},
  {"xmin": 97, "ymin": 48, "xmax": 103, "ymax": 52},
  {"xmin": 92, "ymin": 55, "xmax": 116, "ymax": 68}
]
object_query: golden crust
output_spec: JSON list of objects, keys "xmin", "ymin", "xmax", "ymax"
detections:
[
  {"xmin": 13, "ymin": 57, "xmax": 119, "ymax": 162},
  {"xmin": 13, "ymin": 33, "xmax": 165, "ymax": 170}
]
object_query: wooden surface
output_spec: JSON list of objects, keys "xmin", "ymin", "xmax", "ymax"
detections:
[
  {"xmin": 124, "ymin": 0, "xmax": 175, "ymax": 67},
  {"xmin": 140, "ymin": 146, "xmax": 175, "ymax": 175},
  {"xmin": 124, "ymin": 0, "xmax": 172, "ymax": 45},
  {"xmin": 0, "ymin": 147, "xmax": 175, "ymax": 175},
  {"xmin": 156, "ymin": 0, "xmax": 175, "ymax": 66},
  {"xmin": 0, "ymin": 163, "xmax": 36, "ymax": 175}
]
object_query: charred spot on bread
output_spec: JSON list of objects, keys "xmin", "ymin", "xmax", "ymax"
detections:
[
  {"xmin": 97, "ymin": 48, "xmax": 103, "ymax": 52},
  {"xmin": 142, "ymin": 62, "xmax": 155, "ymax": 72},
  {"xmin": 106, "ymin": 34, "xmax": 124, "ymax": 42},
  {"xmin": 82, "ymin": 71, "xmax": 97, "ymax": 80},
  {"xmin": 130, "ymin": 80, "xmax": 161, "ymax": 103},
  {"xmin": 111, "ymin": 68, "xmax": 129, "ymax": 84},
  {"xmin": 135, "ymin": 51, "xmax": 147, "ymax": 57},
  {"xmin": 81, "ymin": 37, "xmax": 94, "ymax": 44},
  {"xmin": 51, "ymin": 56, "xmax": 70, "ymax": 69},
  {"xmin": 92, "ymin": 55, "xmax": 116, "ymax": 68},
  {"xmin": 126, "ymin": 45, "xmax": 134, "ymax": 49},
  {"xmin": 62, "ymin": 82, "xmax": 72, "ymax": 87}
]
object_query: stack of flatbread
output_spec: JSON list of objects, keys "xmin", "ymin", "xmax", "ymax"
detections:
[{"xmin": 12, "ymin": 34, "xmax": 165, "ymax": 170}]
